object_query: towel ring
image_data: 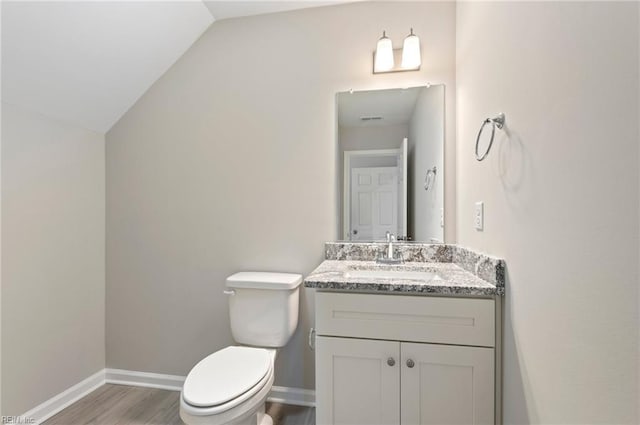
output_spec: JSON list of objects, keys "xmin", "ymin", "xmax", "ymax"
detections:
[
  {"xmin": 424, "ymin": 166, "xmax": 437, "ymax": 191},
  {"xmin": 475, "ymin": 113, "xmax": 506, "ymax": 161}
]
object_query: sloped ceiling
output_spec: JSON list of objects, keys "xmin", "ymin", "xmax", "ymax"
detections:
[
  {"xmin": 1, "ymin": 1, "xmax": 355, "ymax": 133},
  {"xmin": 2, "ymin": 1, "xmax": 214, "ymax": 133},
  {"xmin": 204, "ymin": 1, "xmax": 349, "ymax": 21}
]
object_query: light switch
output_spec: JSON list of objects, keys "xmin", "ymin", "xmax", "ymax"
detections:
[
  {"xmin": 474, "ymin": 202, "xmax": 484, "ymax": 231},
  {"xmin": 440, "ymin": 208, "xmax": 444, "ymax": 227}
]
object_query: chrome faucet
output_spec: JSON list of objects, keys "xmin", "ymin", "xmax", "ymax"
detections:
[
  {"xmin": 377, "ymin": 231, "xmax": 403, "ymax": 264},
  {"xmin": 386, "ymin": 231, "xmax": 395, "ymax": 259}
]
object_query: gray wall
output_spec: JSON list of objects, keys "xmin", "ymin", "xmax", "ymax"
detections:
[
  {"xmin": 1, "ymin": 103, "xmax": 105, "ymax": 415},
  {"xmin": 456, "ymin": 2, "xmax": 639, "ymax": 422},
  {"xmin": 409, "ymin": 85, "xmax": 444, "ymax": 242},
  {"xmin": 106, "ymin": 2, "xmax": 456, "ymax": 390}
]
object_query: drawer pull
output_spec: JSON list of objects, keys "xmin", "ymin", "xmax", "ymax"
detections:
[
  {"xmin": 387, "ymin": 357, "xmax": 396, "ymax": 367},
  {"xmin": 406, "ymin": 359, "xmax": 415, "ymax": 368}
]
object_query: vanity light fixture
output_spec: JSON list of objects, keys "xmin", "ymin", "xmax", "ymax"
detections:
[{"xmin": 373, "ymin": 28, "xmax": 421, "ymax": 74}]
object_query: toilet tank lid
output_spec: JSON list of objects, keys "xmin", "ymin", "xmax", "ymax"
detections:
[{"xmin": 226, "ymin": 272, "xmax": 303, "ymax": 290}]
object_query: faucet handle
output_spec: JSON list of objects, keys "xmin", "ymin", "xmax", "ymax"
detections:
[{"xmin": 385, "ymin": 231, "xmax": 391, "ymax": 242}]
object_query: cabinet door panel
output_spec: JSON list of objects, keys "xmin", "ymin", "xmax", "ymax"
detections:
[
  {"xmin": 316, "ymin": 336, "xmax": 400, "ymax": 425},
  {"xmin": 401, "ymin": 343, "xmax": 494, "ymax": 425}
]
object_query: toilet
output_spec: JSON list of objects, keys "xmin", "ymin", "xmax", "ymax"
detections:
[{"xmin": 180, "ymin": 272, "xmax": 303, "ymax": 425}]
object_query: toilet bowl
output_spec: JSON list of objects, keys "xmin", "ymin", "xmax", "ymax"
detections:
[
  {"xmin": 180, "ymin": 272, "xmax": 302, "ymax": 425},
  {"xmin": 180, "ymin": 346, "xmax": 276, "ymax": 425}
]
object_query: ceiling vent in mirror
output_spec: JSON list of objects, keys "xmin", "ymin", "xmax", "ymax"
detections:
[{"xmin": 360, "ymin": 116, "xmax": 383, "ymax": 121}]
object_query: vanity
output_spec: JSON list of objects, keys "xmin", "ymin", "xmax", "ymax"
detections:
[
  {"xmin": 314, "ymin": 85, "xmax": 504, "ymax": 424},
  {"xmin": 304, "ymin": 242, "xmax": 505, "ymax": 425}
]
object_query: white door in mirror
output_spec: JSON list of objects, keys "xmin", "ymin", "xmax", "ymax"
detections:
[{"xmin": 351, "ymin": 167, "xmax": 398, "ymax": 240}]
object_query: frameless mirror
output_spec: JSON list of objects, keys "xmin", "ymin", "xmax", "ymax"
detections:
[{"xmin": 337, "ymin": 85, "xmax": 444, "ymax": 243}]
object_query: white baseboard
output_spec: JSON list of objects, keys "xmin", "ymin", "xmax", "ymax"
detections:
[
  {"xmin": 21, "ymin": 370, "xmax": 105, "ymax": 424},
  {"xmin": 106, "ymin": 369, "xmax": 315, "ymax": 407},
  {"xmin": 20, "ymin": 367, "xmax": 315, "ymax": 422},
  {"xmin": 105, "ymin": 368, "xmax": 185, "ymax": 392},
  {"xmin": 267, "ymin": 385, "xmax": 316, "ymax": 407}
]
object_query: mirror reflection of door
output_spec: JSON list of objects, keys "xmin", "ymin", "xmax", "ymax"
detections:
[
  {"xmin": 344, "ymin": 148, "xmax": 406, "ymax": 240},
  {"xmin": 350, "ymin": 166, "xmax": 398, "ymax": 240}
]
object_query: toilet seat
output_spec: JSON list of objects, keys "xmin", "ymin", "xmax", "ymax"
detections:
[{"xmin": 182, "ymin": 346, "xmax": 274, "ymax": 416}]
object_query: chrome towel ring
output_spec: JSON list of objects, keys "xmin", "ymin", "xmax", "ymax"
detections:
[
  {"xmin": 475, "ymin": 112, "xmax": 506, "ymax": 161},
  {"xmin": 424, "ymin": 166, "xmax": 437, "ymax": 191}
]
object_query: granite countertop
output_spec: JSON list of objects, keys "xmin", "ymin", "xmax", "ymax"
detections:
[
  {"xmin": 303, "ymin": 242, "xmax": 505, "ymax": 297},
  {"xmin": 304, "ymin": 260, "xmax": 499, "ymax": 297}
]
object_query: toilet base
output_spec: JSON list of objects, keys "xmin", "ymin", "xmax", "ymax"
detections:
[
  {"xmin": 235, "ymin": 405, "xmax": 272, "ymax": 425},
  {"xmin": 256, "ymin": 406, "xmax": 273, "ymax": 425},
  {"xmin": 181, "ymin": 403, "xmax": 272, "ymax": 425},
  {"xmin": 230, "ymin": 405, "xmax": 272, "ymax": 425}
]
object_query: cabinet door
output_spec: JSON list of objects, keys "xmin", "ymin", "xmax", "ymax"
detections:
[
  {"xmin": 401, "ymin": 343, "xmax": 494, "ymax": 425},
  {"xmin": 316, "ymin": 336, "xmax": 400, "ymax": 425}
]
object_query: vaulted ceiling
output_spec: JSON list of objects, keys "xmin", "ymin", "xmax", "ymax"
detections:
[
  {"xmin": 1, "ymin": 1, "xmax": 352, "ymax": 133},
  {"xmin": 203, "ymin": 1, "xmax": 347, "ymax": 21}
]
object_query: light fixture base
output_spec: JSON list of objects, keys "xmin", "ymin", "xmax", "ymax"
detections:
[{"xmin": 373, "ymin": 48, "xmax": 420, "ymax": 74}]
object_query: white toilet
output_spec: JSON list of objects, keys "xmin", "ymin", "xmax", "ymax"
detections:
[{"xmin": 180, "ymin": 271, "xmax": 303, "ymax": 425}]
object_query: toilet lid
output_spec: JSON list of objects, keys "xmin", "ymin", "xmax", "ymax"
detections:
[{"xmin": 183, "ymin": 346, "xmax": 271, "ymax": 408}]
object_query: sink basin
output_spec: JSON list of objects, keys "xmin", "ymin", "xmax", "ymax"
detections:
[{"xmin": 344, "ymin": 270, "xmax": 440, "ymax": 281}]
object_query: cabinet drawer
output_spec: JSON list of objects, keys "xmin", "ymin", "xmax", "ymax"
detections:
[{"xmin": 316, "ymin": 292, "xmax": 495, "ymax": 347}]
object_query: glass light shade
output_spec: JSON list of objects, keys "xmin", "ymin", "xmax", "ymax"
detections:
[
  {"xmin": 401, "ymin": 29, "xmax": 421, "ymax": 69},
  {"xmin": 374, "ymin": 32, "xmax": 394, "ymax": 72}
]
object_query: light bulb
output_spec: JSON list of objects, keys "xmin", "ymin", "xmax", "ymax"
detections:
[
  {"xmin": 374, "ymin": 31, "xmax": 394, "ymax": 72},
  {"xmin": 401, "ymin": 28, "xmax": 421, "ymax": 69}
]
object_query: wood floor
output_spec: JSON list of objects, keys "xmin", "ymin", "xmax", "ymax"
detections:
[{"xmin": 43, "ymin": 384, "xmax": 315, "ymax": 425}]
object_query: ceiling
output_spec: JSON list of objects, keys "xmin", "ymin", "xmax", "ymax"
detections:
[
  {"xmin": 2, "ymin": 1, "xmax": 353, "ymax": 134},
  {"xmin": 204, "ymin": 1, "xmax": 349, "ymax": 21},
  {"xmin": 338, "ymin": 87, "xmax": 423, "ymax": 128},
  {"xmin": 2, "ymin": 1, "xmax": 214, "ymax": 133}
]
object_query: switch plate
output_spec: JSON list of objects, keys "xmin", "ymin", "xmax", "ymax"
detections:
[
  {"xmin": 474, "ymin": 202, "xmax": 484, "ymax": 231},
  {"xmin": 440, "ymin": 208, "xmax": 444, "ymax": 227}
]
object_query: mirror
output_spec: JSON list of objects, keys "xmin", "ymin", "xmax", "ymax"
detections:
[{"xmin": 337, "ymin": 85, "xmax": 444, "ymax": 242}]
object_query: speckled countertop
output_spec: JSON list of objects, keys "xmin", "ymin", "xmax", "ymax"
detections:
[{"xmin": 304, "ymin": 242, "xmax": 505, "ymax": 297}]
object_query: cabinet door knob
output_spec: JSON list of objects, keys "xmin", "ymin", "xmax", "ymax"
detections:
[
  {"xmin": 406, "ymin": 359, "xmax": 415, "ymax": 368},
  {"xmin": 387, "ymin": 357, "xmax": 396, "ymax": 367}
]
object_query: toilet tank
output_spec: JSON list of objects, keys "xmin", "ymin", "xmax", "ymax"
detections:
[{"xmin": 226, "ymin": 272, "xmax": 302, "ymax": 347}]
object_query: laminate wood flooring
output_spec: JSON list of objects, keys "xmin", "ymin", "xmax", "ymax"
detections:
[{"xmin": 42, "ymin": 384, "xmax": 315, "ymax": 425}]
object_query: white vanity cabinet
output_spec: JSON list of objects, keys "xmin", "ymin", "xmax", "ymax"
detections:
[
  {"xmin": 314, "ymin": 292, "xmax": 500, "ymax": 425},
  {"xmin": 316, "ymin": 336, "xmax": 400, "ymax": 425}
]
